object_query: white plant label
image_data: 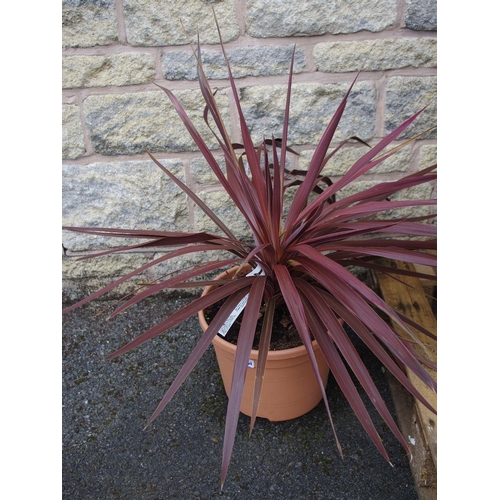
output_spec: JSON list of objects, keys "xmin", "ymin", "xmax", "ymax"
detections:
[
  {"xmin": 217, "ymin": 295, "xmax": 249, "ymax": 337},
  {"xmin": 218, "ymin": 264, "xmax": 264, "ymax": 337},
  {"xmin": 247, "ymin": 360, "xmax": 255, "ymax": 369}
]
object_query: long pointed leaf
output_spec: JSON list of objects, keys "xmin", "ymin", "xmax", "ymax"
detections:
[
  {"xmin": 274, "ymin": 264, "xmax": 343, "ymax": 456},
  {"xmin": 297, "ymin": 107, "xmax": 427, "ymax": 224},
  {"xmin": 146, "ymin": 151, "xmax": 237, "ymax": 240},
  {"xmin": 212, "ymin": 15, "xmax": 266, "ymax": 213},
  {"xmin": 279, "ymin": 46, "xmax": 295, "ymax": 169},
  {"xmin": 317, "ymin": 244, "xmax": 437, "ymax": 267},
  {"xmin": 297, "ymin": 280, "xmax": 411, "ymax": 455},
  {"xmin": 221, "ymin": 276, "xmax": 267, "ymax": 488},
  {"xmin": 300, "ymin": 296, "xmax": 390, "ymax": 461},
  {"xmin": 284, "ymin": 74, "xmax": 360, "ymax": 237},
  {"xmin": 294, "ymin": 253, "xmax": 436, "ymax": 391},
  {"xmin": 249, "ymin": 296, "xmax": 275, "ymax": 435},
  {"xmin": 315, "ymin": 285, "xmax": 436, "ymax": 413}
]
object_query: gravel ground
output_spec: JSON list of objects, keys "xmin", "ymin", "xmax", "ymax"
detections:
[{"xmin": 62, "ymin": 293, "xmax": 418, "ymax": 500}]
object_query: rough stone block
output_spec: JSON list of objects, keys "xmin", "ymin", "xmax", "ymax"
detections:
[
  {"xmin": 392, "ymin": 183, "xmax": 434, "ymax": 201},
  {"xmin": 62, "ymin": 53, "xmax": 156, "ymax": 89},
  {"xmin": 337, "ymin": 180, "xmax": 379, "ymax": 200},
  {"xmin": 405, "ymin": 0, "xmax": 437, "ymax": 31},
  {"xmin": 162, "ymin": 45, "xmax": 305, "ymax": 80},
  {"xmin": 298, "ymin": 147, "xmax": 365, "ymax": 177},
  {"xmin": 370, "ymin": 145, "xmax": 414, "ymax": 174},
  {"xmin": 246, "ymin": 0, "xmax": 397, "ymax": 38},
  {"xmin": 63, "ymin": 253, "xmax": 151, "ymax": 280},
  {"xmin": 62, "ymin": 252, "xmax": 152, "ymax": 303},
  {"xmin": 62, "ymin": 0, "xmax": 118, "ymax": 48},
  {"xmin": 419, "ymin": 144, "xmax": 437, "ymax": 169},
  {"xmin": 390, "ymin": 182, "xmax": 435, "ymax": 218},
  {"xmin": 190, "ymin": 156, "xmax": 226, "ymax": 185},
  {"xmin": 83, "ymin": 90, "xmax": 229, "ymax": 155},
  {"xmin": 314, "ymin": 38, "xmax": 436, "ymax": 73},
  {"xmin": 62, "ymin": 159, "xmax": 188, "ymax": 251},
  {"xmin": 63, "ymin": 104, "xmax": 86, "ymax": 160},
  {"xmin": 239, "ymin": 81, "xmax": 376, "ymax": 146},
  {"xmin": 385, "ymin": 76, "xmax": 437, "ymax": 139},
  {"xmin": 123, "ymin": 0, "xmax": 239, "ymax": 46},
  {"xmin": 298, "ymin": 144, "xmax": 412, "ymax": 177},
  {"xmin": 194, "ymin": 190, "xmax": 252, "ymax": 241}
]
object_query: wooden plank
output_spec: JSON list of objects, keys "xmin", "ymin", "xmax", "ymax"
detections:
[
  {"xmin": 374, "ymin": 259, "xmax": 437, "ymax": 467},
  {"xmin": 386, "ymin": 373, "xmax": 437, "ymax": 497},
  {"xmin": 413, "ymin": 249, "xmax": 437, "ymax": 275},
  {"xmin": 413, "ymin": 250, "xmax": 437, "ymax": 300}
]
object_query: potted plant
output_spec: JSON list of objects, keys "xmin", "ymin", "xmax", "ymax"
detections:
[{"xmin": 63, "ymin": 20, "xmax": 436, "ymax": 490}]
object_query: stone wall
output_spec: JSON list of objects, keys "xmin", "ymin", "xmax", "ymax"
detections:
[{"xmin": 62, "ymin": 0, "xmax": 437, "ymax": 302}]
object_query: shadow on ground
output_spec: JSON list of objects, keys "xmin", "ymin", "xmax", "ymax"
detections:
[{"xmin": 62, "ymin": 294, "xmax": 418, "ymax": 499}]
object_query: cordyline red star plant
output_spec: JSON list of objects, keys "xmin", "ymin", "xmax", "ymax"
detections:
[{"xmin": 63, "ymin": 18, "xmax": 436, "ymax": 490}]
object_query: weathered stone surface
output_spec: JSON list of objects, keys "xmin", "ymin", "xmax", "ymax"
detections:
[
  {"xmin": 419, "ymin": 144, "xmax": 437, "ymax": 169},
  {"xmin": 392, "ymin": 182, "xmax": 435, "ymax": 219},
  {"xmin": 62, "ymin": 252, "xmax": 153, "ymax": 303},
  {"xmin": 298, "ymin": 144, "xmax": 412, "ymax": 177},
  {"xmin": 194, "ymin": 190, "xmax": 252, "ymax": 241},
  {"xmin": 62, "ymin": 0, "xmax": 118, "ymax": 48},
  {"xmin": 63, "ymin": 253, "xmax": 150, "ymax": 280},
  {"xmin": 239, "ymin": 81, "xmax": 376, "ymax": 146},
  {"xmin": 391, "ymin": 182, "xmax": 434, "ymax": 212},
  {"xmin": 162, "ymin": 45, "xmax": 305, "ymax": 80},
  {"xmin": 314, "ymin": 38, "xmax": 436, "ymax": 73},
  {"xmin": 62, "ymin": 159, "xmax": 188, "ymax": 251},
  {"xmin": 190, "ymin": 156, "xmax": 226, "ymax": 185},
  {"xmin": 385, "ymin": 76, "xmax": 437, "ymax": 139},
  {"xmin": 62, "ymin": 53, "xmax": 155, "ymax": 89},
  {"xmin": 63, "ymin": 104, "xmax": 86, "ymax": 160},
  {"xmin": 282, "ymin": 185, "xmax": 298, "ymax": 220},
  {"xmin": 191, "ymin": 150, "xmax": 284, "ymax": 187},
  {"xmin": 336, "ymin": 180, "xmax": 379, "ymax": 200},
  {"xmin": 370, "ymin": 145, "xmax": 414, "ymax": 174},
  {"xmin": 405, "ymin": 0, "xmax": 437, "ymax": 31},
  {"xmin": 83, "ymin": 90, "xmax": 229, "ymax": 155},
  {"xmin": 298, "ymin": 147, "xmax": 365, "ymax": 177},
  {"xmin": 123, "ymin": 0, "xmax": 239, "ymax": 46},
  {"xmin": 246, "ymin": 0, "xmax": 397, "ymax": 38},
  {"xmin": 281, "ymin": 184, "xmax": 319, "ymax": 222},
  {"xmin": 62, "ymin": 249, "xmax": 235, "ymax": 302}
]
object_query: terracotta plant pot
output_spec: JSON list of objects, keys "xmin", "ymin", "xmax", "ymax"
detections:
[{"xmin": 198, "ymin": 265, "xmax": 330, "ymax": 422}]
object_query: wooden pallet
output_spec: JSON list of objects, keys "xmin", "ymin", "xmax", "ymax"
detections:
[{"xmin": 370, "ymin": 259, "xmax": 437, "ymax": 500}]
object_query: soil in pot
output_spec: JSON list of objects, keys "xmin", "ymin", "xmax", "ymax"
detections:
[{"xmin": 204, "ymin": 299, "xmax": 303, "ymax": 351}]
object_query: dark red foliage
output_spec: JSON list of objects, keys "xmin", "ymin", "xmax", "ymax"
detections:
[{"xmin": 63, "ymin": 16, "xmax": 436, "ymax": 489}]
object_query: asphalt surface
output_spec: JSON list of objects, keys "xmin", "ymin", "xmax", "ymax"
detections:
[{"xmin": 62, "ymin": 293, "xmax": 418, "ymax": 499}]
